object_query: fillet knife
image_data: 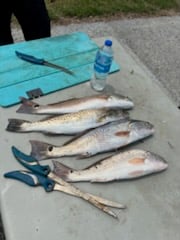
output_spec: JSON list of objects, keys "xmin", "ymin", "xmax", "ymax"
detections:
[{"xmin": 15, "ymin": 51, "xmax": 74, "ymax": 75}]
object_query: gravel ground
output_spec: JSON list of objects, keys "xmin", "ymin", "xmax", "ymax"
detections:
[{"xmin": 1, "ymin": 15, "xmax": 180, "ymax": 239}]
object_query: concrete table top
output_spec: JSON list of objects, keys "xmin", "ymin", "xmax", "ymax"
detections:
[{"xmin": 0, "ymin": 36, "xmax": 180, "ymax": 240}]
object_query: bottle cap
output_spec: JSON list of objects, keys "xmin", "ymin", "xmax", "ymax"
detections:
[{"xmin": 105, "ymin": 40, "xmax": 112, "ymax": 46}]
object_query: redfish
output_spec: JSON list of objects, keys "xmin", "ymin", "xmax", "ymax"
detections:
[
  {"xmin": 52, "ymin": 149, "xmax": 168, "ymax": 182},
  {"xmin": 30, "ymin": 119, "xmax": 154, "ymax": 160},
  {"xmin": 6, "ymin": 108, "xmax": 128, "ymax": 134},
  {"xmin": 16, "ymin": 94, "xmax": 134, "ymax": 115}
]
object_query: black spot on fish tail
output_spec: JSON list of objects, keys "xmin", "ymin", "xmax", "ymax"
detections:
[
  {"xmin": 16, "ymin": 97, "xmax": 40, "ymax": 114},
  {"xmin": 52, "ymin": 160, "xmax": 74, "ymax": 181},
  {"xmin": 6, "ymin": 119, "xmax": 30, "ymax": 132},
  {"xmin": 29, "ymin": 140, "xmax": 54, "ymax": 160}
]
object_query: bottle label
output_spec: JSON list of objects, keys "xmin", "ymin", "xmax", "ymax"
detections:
[{"xmin": 94, "ymin": 51, "xmax": 113, "ymax": 73}]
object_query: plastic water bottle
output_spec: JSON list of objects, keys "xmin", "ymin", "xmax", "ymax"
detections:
[{"xmin": 91, "ymin": 39, "xmax": 113, "ymax": 91}]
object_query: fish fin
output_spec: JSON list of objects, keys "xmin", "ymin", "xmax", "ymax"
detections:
[
  {"xmin": 82, "ymin": 156, "xmax": 109, "ymax": 169},
  {"xmin": 43, "ymin": 131, "xmax": 63, "ymax": 136},
  {"xmin": 95, "ymin": 94, "xmax": 110, "ymax": 100},
  {"xmin": 115, "ymin": 131, "xmax": 130, "ymax": 137},
  {"xmin": 128, "ymin": 158, "xmax": 145, "ymax": 164},
  {"xmin": 96, "ymin": 110, "xmax": 107, "ymax": 123},
  {"xmin": 16, "ymin": 97, "xmax": 40, "ymax": 114},
  {"xmin": 97, "ymin": 116, "xmax": 105, "ymax": 123},
  {"xmin": 30, "ymin": 140, "xmax": 54, "ymax": 160},
  {"xmin": 62, "ymin": 130, "xmax": 90, "ymax": 146},
  {"xmin": 52, "ymin": 160, "xmax": 74, "ymax": 181},
  {"xmin": 49, "ymin": 97, "xmax": 79, "ymax": 106},
  {"xmin": 76, "ymin": 151, "xmax": 93, "ymax": 159},
  {"xmin": 97, "ymin": 109, "xmax": 129, "ymax": 123},
  {"xmin": 129, "ymin": 170, "xmax": 145, "ymax": 178},
  {"xmin": 6, "ymin": 119, "xmax": 30, "ymax": 132},
  {"xmin": 90, "ymin": 178, "xmax": 108, "ymax": 183},
  {"xmin": 62, "ymin": 135, "xmax": 81, "ymax": 146}
]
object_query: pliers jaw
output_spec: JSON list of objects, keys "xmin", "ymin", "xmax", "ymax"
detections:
[{"xmin": 11, "ymin": 146, "xmax": 50, "ymax": 176}]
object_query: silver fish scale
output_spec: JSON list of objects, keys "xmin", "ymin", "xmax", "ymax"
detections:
[
  {"xmin": 23, "ymin": 109, "xmax": 126, "ymax": 134},
  {"xmin": 73, "ymin": 120, "xmax": 130, "ymax": 155}
]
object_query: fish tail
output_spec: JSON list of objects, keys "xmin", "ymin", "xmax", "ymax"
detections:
[
  {"xmin": 6, "ymin": 119, "xmax": 31, "ymax": 132},
  {"xmin": 30, "ymin": 140, "xmax": 55, "ymax": 160},
  {"xmin": 52, "ymin": 160, "xmax": 73, "ymax": 181},
  {"xmin": 16, "ymin": 97, "xmax": 39, "ymax": 114}
]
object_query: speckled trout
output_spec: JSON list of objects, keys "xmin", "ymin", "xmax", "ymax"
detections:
[
  {"xmin": 52, "ymin": 149, "xmax": 168, "ymax": 182},
  {"xmin": 30, "ymin": 119, "xmax": 155, "ymax": 160},
  {"xmin": 6, "ymin": 108, "xmax": 128, "ymax": 134},
  {"xmin": 16, "ymin": 94, "xmax": 134, "ymax": 115}
]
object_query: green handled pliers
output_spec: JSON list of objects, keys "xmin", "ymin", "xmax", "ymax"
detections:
[{"xmin": 4, "ymin": 146, "xmax": 126, "ymax": 219}]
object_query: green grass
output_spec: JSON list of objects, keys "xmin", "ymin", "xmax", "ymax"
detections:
[{"xmin": 45, "ymin": 0, "xmax": 180, "ymax": 20}]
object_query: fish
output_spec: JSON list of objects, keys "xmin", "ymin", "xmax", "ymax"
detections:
[
  {"xmin": 52, "ymin": 149, "xmax": 168, "ymax": 182},
  {"xmin": 6, "ymin": 108, "xmax": 128, "ymax": 134},
  {"xmin": 16, "ymin": 94, "xmax": 134, "ymax": 115},
  {"xmin": 30, "ymin": 119, "xmax": 155, "ymax": 160}
]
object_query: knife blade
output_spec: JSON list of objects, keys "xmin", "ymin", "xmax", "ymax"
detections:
[{"xmin": 15, "ymin": 51, "xmax": 74, "ymax": 76}]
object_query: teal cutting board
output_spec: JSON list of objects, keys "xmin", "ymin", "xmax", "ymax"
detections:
[{"xmin": 0, "ymin": 32, "xmax": 120, "ymax": 107}]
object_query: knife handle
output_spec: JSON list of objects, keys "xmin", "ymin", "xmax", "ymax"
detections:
[{"xmin": 15, "ymin": 51, "xmax": 44, "ymax": 65}]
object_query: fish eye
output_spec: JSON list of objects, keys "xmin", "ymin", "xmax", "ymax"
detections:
[
  {"xmin": 48, "ymin": 146, "xmax": 53, "ymax": 152},
  {"xmin": 33, "ymin": 104, "xmax": 40, "ymax": 109}
]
